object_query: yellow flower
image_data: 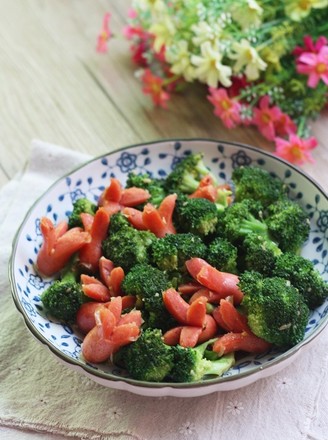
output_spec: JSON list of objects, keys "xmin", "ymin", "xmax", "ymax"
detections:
[
  {"xmin": 231, "ymin": 0, "xmax": 263, "ymax": 30},
  {"xmin": 149, "ymin": 15, "xmax": 176, "ymax": 52},
  {"xmin": 166, "ymin": 41, "xmax": 196, "ymax": 82},
  {"xmin": 229, "ymin": 39, "xmax": 267, "ymax": 80},
  {"xmin": 191, "ymin": 20, "xmax": 223, "ymax": 47},
  {"xmin": 191, "ymin": 41, "xmax": 232, "ymax": 87},
  {"xmin": 285, "ymin": 0, "xmax": 328, "ymax": 21}
]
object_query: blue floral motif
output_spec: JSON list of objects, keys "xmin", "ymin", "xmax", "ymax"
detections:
[
  {"xmin": 317, "ymin": 210, "xmax": 328, "ymax": 234},
  {"xmin": 28, "ymin": 274, "xmax": 46, "ymax": 290},
  {"xmin": 70, "ymin": 188, "xmax": 86, "ymax": 203},
  {"xmin": 231, "ymin": 150, "xmax": 253, "ymax": 168},
  {"xmin": 116, "ymin": 152, "xmax": 137, "ymax": 173}
]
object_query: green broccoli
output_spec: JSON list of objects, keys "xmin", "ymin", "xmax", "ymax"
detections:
[
  {"xmin": 68, "ymin": 198, "xmax": 97, "ymax": 228},
  {"xmin": 241, "ymin": 233, "xmax": 282, "ymax": 276},
  {"xmin": 165, "ymin": 153, "xmax": 216, "ymax": 194},
  {"xmin": 169, "ymin": 339, "xmax": 235, "ymax": 383},
  {"xmin": 273, "ymin": 253, "xmax": 328, "ymax": 309},
  {"xmin": 239, "ymin": 271, "xmax": 310, "ymax": 347},
  {"xmin": 219, "ymin": 199, "xmax": 281, "ymax": 256},
  {"xmin": 265, "ymin": 198, "xmax": 311, "ymax": 253},
  {"xmin": 125, "ymin": 172, "xmax": 167, "ymax": 207},
  {"xmin": 232, "ymin": 166, "xmax": 288, "ymax": 207},
  {"xmin": 116, "ymin": 328, "xmax": 174, "ymax": 382},
  {"xmin": 102, "ymin": 224, "xmax": 156, "ymax": 272},
  {"xmin": 206, "ymin": 237, "xmax": 238, "ymax": 273},
  {"xmin": 150, "ymin": 232, "xmax": 207, "ymax": 273},
  {"xmin": 174, "ymin": 196, "xmax": 219, "ymax": 237},
  {"xmin": 41, "ymin": 263, "xmax": 86, "ymax": 322},
  {"xmin": 108, "ymin": 211, "xmax": 130, "ymax": 234},
  {"xmin": 121, "ymin": 264, "xmax": 176, "ymax": 331}
]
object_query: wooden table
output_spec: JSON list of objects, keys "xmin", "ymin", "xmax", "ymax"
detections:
[
  {"xmin": 0, "ymin": 1, "xmax": 327, "ymax": 438},
  {"xmin": 1, "ymin": 0, "xmax": 327, "ymax": 192}
]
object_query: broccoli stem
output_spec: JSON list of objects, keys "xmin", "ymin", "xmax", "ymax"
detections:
[
  {"xmin": 239, "ymin": 217, "xmax": 268, "ymax": 236},
  {"xmin": 205, "ymin": 353, "xmax": 235, "ymax": 376}
]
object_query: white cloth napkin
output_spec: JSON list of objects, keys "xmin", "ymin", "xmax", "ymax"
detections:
[{"xmin": 0, "ymin": 140, "xmax": 327, "ymax": 440}]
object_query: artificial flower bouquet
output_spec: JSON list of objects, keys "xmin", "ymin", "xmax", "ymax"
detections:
[{"xmin": 98, "ymin": 0, "xmax": 328, "ymax": 165}]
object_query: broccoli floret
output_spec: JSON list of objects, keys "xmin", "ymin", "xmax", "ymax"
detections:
[
  {"xmin": 41, "ymin": 263, "xmax": 85, "ymax": 322},
  {"xmin": 151, "ymin": 232, "xmax": 207, "ymax": 273},
  {"xmin": 232, "ymin": 166, "xmax": 288, "ymax": 207},
  {"xmin": 169, "ymin": 339, "xmax": 235, "ymax": 383},
  {"xmin": 68, "ymin": 198, "xmax": 97, "ymax": 228},
  {"xmin": 121, "ymin": 264, "xmax": 176, "ymax": 331},
  {"xmin": 239, "ymin": 271, "xmax": 310, "ymax": 347},
  {"xmin": 242, "ymin": 233, "xmax": 282, "ymax": 276},
  {"xmin": 206, "ymin": 237, "xmax": 238, "ymax": 273},
  {"xmin": 215, "ymin": 186, "xmax": 233, "ymax": 212},
  {"xmin": 102, "ymin": 225, "xmax": 156, "ymax": 272},
  {"xmin": 273, "ymin": 253, "xmax": 328, "ymax": 309},
  {"xmin": 174, "ymin": 196, "xmax": 219, "ymax": 237},
  {"xmin": 117, "ymin": 328, "xmax": 174, "ymax": 382},
  {"xmin": 126, "ymin": 172, "xmax": 167, "ymax": 207},
  {"xmin": 165, "ymin": 153, "xmax": 216, "ymax": 194},
  {"xmin": 108, "ymin": 212, "xmax": 130, "ymax": 234},
  {"xmin": 265, "ymin": 199, "xmax": 310, "ymax": 253},
  {"xmin": 219, "ymin": 199, "xmax": 281, "ymax": 253}
]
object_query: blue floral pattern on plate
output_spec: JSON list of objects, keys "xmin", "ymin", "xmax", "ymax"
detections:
[{"xmin": 9, "ymin": 139, "xmax": 328, "ymax": 396}]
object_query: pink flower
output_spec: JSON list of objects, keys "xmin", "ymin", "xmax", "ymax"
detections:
[
  {"xmin": 293, "ymin": 35, "xmax": 328, "ymax": 59},
  {"xmin": 274, "ymin": 134, "xmax": 318, "ymax": 165},
  {"xmin": 207, "ymin": 88, "xmax": 241, "ymax": 129},
  {"xmin": 127, "ymin": 8, "xmax": 137, "ymax": 19},
  {"xmin": 252, "ymin": 96, "xmax": 281, "ymax": 141},
  {"xmin": 274, "ymin": 112, "xmax": 297, "ymax": 137},
  {"xmin": 141, "ymin": 69, "xmax": 170, "ymax": 108},
  {"xmin": 297, "ymin": 46, "xmax": 328, "ymax": 88},
  {"xmin": 96, "ymin": 13, "xmax": 112, "ymax": 53}
]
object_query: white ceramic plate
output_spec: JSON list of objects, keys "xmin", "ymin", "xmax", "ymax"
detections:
[{"xmin": 9, "ymin": 139, "xmax": 328, "ymax": 397}]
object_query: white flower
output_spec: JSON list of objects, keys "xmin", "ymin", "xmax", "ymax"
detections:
[
  {"xmin": 226, "ymin": 400, "xmax": 244, "ymax": 415},
  {"xmin": 191, "ymin": 41, "xmax": 232, "ymax": 88},
  {"xmin": 231, "ymin": 0, "xmax": 263, "ymax": 30},
  {"xmin": 191, "ymin": 20, "xmax": 222, "ymax": 47},
  {"xmin": 229, "ymin": 39, "xmax": 267, "ymax": 80},
  {"xmin": 166, "ymin": 41, "xmax": 196, "ymax": 82},
  {"xmin": 149, "ymin": 15, "xmax": 176, "ymax": 53},
  {"xmin": 179, "ymin": 420, "xmax": 196, "ymax": 436}
]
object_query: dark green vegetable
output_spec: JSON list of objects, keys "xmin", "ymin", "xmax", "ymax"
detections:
[
  {"xmin": 68, "ymin": 198, "xmax": 97, "ymax": 228},
  {"xmin": 118, "ymin": 328, "xmax": 174, "ymax": 382},
  {"xmin": 102, "ymin": 224, "xmax": 156, "ymax": 272},
  {"xmin": 125, "ymin": 172, "xmax": 167, "ymax": 207},
  {"xmin": 41, "ymin": 263, "xmax": 85, "ymax": 322},
  {"xmin": 273, "ymin": 253, "xmax": 328, "ymax": 309},
  {"xmin": 240, "ymin": 271, "xmax": 310, "ymax": 347},
  {"xmin": 174, "ymin": 196, "xmax": 219, "ymax": 237},
  {"xmin": 151, "ymin": 232, "xmax": 207, "ymax": 273},
  {"xmin": 232, "ymin": 166, "xmax": 288, "ymax": 207},
  {"xmin": 165, "ymin": 153, "xmax": 216, "ymax": 194},
  {"xmin": 242, "ymin": 233, "xmax": 282, "ymax": 276},
  {"xmin": 206, "ymin": 237, "xmax": 238, "ymax": 273},
  {"xmin": 265, "ymin": 198, "xmax": 311, "ymax": 253},
  {"xmin": 121, "ymin": 263, "xmax": 176, "ymax": 331},
  {"xmin": 169, "ymin": 339, "xmax": 235, "ymax": 383}
]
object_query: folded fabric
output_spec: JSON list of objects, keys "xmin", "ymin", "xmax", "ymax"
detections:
[{"xmin": 0, "ymin": 140, "xmax": 327, "ymax": 440}]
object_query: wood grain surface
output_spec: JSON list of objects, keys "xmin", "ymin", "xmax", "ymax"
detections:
[{"xmin": 0, "ymin": 0, "xmax": 327, "ymax": 187}]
